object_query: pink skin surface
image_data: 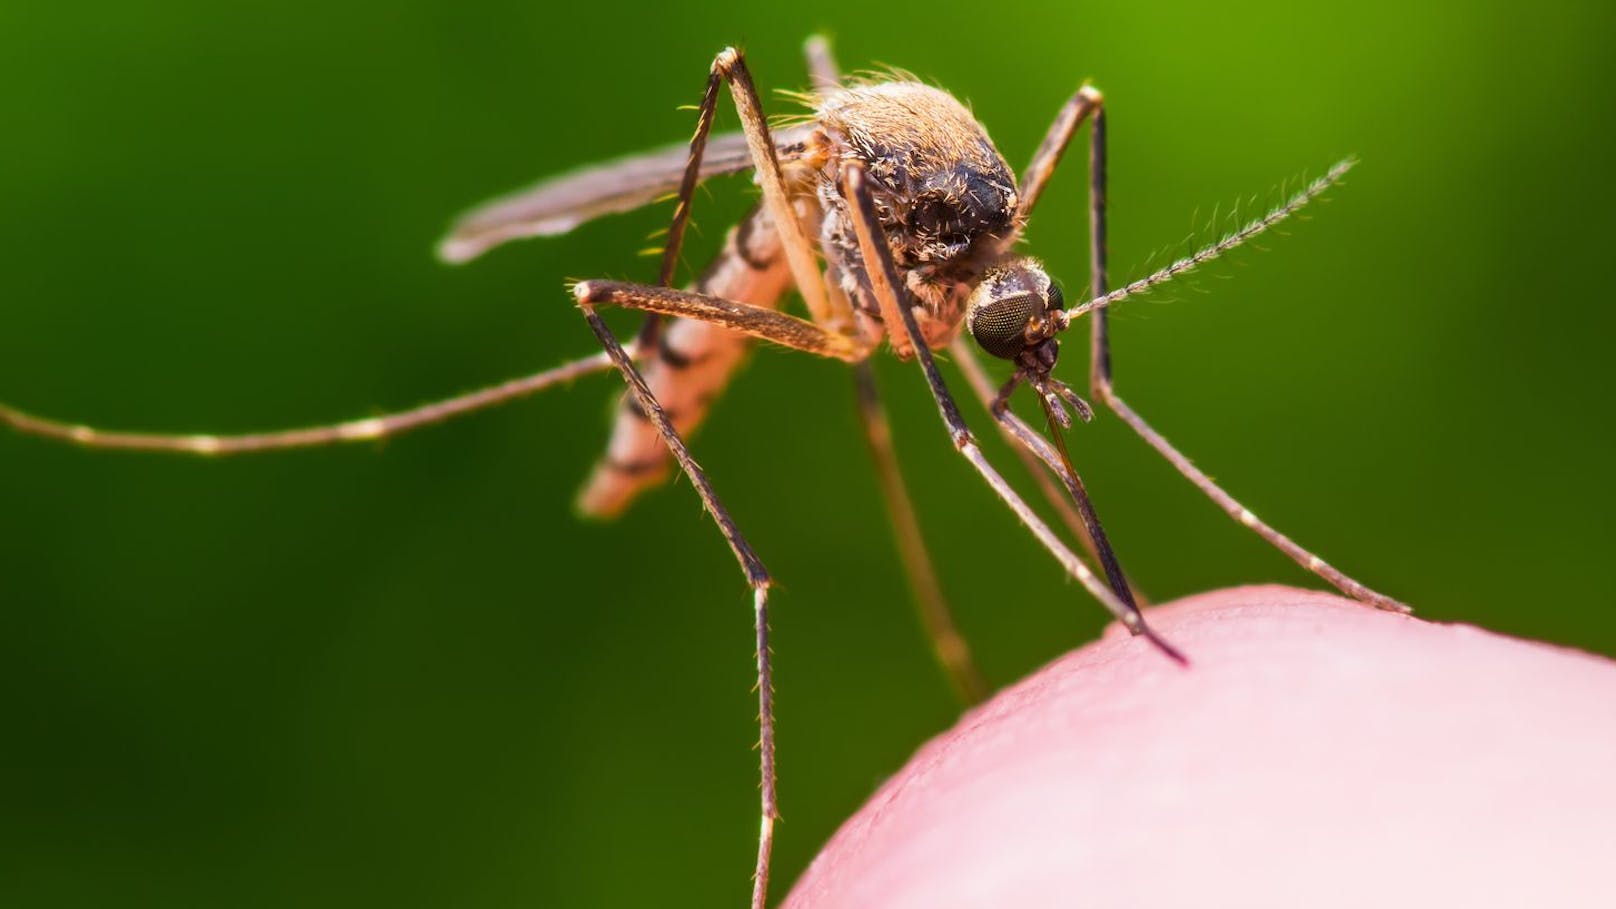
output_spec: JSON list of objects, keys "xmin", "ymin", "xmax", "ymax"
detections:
[{"xmin": 783, "ymin": 586, "xmax": 1616, "ymax": 908}]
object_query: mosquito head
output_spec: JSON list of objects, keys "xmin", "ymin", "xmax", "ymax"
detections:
[{"xmin": 965, "ymin": 258, "xmax": 1066, "ymax": 369}]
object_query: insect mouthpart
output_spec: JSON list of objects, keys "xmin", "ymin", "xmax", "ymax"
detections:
[{"xmin": 965, "ymin": 260, "xmax": 1066, "ymax": 362}]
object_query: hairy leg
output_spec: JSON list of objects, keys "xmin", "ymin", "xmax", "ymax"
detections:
[
  {"xmin": 0, "ymin": 350, "xmax": 624, "ymax": 454},
  {"xmin": 577, "ymin": 304, "xmax": 780, "ymax": 909},
  {"xmin": 841, "ymin": 161, "xmax": 1184, "ymax": 662},
  {"xmin": 1072, "ymin": 105, "xmax": 1406, "ymax": 612}
]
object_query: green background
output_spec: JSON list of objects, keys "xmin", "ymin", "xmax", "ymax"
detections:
[{"xmin": 3, "ymin": 1, "xmax": 1612, "ymax": 905}]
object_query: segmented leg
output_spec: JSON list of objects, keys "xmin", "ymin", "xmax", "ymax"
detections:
[
  {"xmin": 0, "ymin": 349, "xmax": 625, "ymax": 454},
  {"xmin": 574, "ymin": 281, "xmax": 865, "ymax": 362},
  {"xmin": 635, "ymin": 42, "xmax": 740, "ymax": 351},
  {"xmin": 709, "ymin": 47, "xmax": 853, "ymax": 334},
  {"xmin": 840, "ymin": 161, "xmax": 1184, "ymax": 662},
  {"xmin": 948, "ymin": 337, "xmax": 1148, "ymax": 605},
  {"xmin": 578, "ymin": 48, "xmax": 846, "ymax": 879},
  {"xmin": 576, "ymin": 49, "xmax": 815, "ymax": 871},
  {"xmin": 806, "ymin": 31, "xmax": 988, "ymax": 702},
  {"xmin": 1016, "ymin": 84, "xmax": 1103, "ymax": 224},
  {"xmin": 984, "ymin": 372, "xmax": 1135, "ymax": 608},
  {"xmin": 581, "ymin": 277, "xmax": 1036, "ymax": 699},
  {"xmin": 1074, "ymin": 94, "xmax": 1409, "ymax": 613},
  {"xmin": 576, "ymin": 305, "xmax": 779, "ymax": 909},
  {"xmin": 854, "ymin": 361, "xmax": 987, "ymax": 705}
]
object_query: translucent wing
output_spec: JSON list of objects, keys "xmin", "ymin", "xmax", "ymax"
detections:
[{"xmin": 437, "ymin": 125, "xmax": 814, "ymax": 264}]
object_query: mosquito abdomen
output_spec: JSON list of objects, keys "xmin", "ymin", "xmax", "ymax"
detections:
[{"xmin": 577, "ymin": 204, "xmax": 794, "ymax": 518}]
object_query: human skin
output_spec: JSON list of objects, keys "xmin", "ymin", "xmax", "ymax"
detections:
[{"xmin": 782, "ymin": 586, "xmax": 1616, "ymax": 908}]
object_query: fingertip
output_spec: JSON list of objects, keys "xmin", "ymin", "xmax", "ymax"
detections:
[{"xmin": 785, "ymin": 585, "xmax": 1616, "ymax": 908}]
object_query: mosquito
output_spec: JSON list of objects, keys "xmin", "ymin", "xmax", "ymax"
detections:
[{"xmin": 0, "ymin": 36, "xmax": 1410, "ymax": 908}]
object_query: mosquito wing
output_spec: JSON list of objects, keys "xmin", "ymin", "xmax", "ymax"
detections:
[{"xmin": 437, "ymin": 125, "xmax": 814, "ymax": 264}]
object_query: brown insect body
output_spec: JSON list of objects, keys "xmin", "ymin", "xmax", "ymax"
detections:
[
  {"xmin": 807, "ymin": 81, "xmax": 1023, "ymax": 353},
  {"xmin": 584, "ymin": 80, "xmax": 1037, "ymax": 515},
  {"xmin": 0, "ymin": 37, "xmax": 1408, "ymax": 909}
]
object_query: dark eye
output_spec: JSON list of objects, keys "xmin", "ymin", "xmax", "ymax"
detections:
[
  {"xmin": 1047, "ymin": 283, "xmax": 1065, "ymax": 312},
  {"xmin": 968, "ymin": 293, "xmax": 1043, "ymax": 359}
]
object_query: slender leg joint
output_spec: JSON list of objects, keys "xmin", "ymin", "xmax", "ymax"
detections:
[
  {"xmin": 842, "ymin": 155, "xmax": 1184, "ymax": 665},
  {"xmin": 1065, "ymin": 90, "xmax": 1408, "ymax": 614},
  {"xmin": 708, "ymin": 46, "xmax": 850, "ymax": 334},
  {"xmin": 576, "ymin": 280, "xmax": 865, "ymax": 362}
]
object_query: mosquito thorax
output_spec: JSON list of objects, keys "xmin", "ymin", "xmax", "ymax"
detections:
[
  {"xmin": 819, "ymin": 82, "xmax": 1018, "ymax": 270},
  {"xmin": 965, "ymin": 259, "xmax": 1066, "ymax": 362}
]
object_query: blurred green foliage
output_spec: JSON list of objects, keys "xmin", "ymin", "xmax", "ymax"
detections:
[{"xmin": 2, "ymin": 1, "xmax": 1613, "ymax": 905}]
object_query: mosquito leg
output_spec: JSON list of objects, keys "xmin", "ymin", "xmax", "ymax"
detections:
[
  {"xmin": 574, "ymin": 54, "xmax": 809, "ymax": 869},
  {"xmin": 840, "ymin": 162, "xmax": 1182, "ymax": 662},
  {"xmin": 983, "ymin": 372, "xmax": 1136, "ymax": 609},
  {"xmin": 803, "ymin": 34, "xmax": 841, "ymax": 95},
  {"xmin": 632, "ymin": 43, "xmax": 736, "ymax": 350},
  {"xmin": 1079, "ymin": 101, "xmax": 1410, "ymax": 613},
  {"xmin": 593, "ymin": 47, "xmax": 815, "ymax": 514},
  {"xmin": 1092, "ymin": 372, "xmax": 1411, "ymax": 612},
  {"xmin": 1016, "ymin": 84, "xmax": 1103, "ymax": 223},
  {"xmin": 576, "ymin": 304, "xmax": 779, "ymax": 909},
  {"xmin": 853, "ymin": 361, "xmax": 987, "ymax": 706},
  {"xmin": 824, "ymin": 249, "xmax": 984, "ymax": 705},
  {"xmin": 948, "ymin": 336, "xmax": 1148, "ymax": 605},
  {"xmin": 574, "ymin": 280, "xmax": 866, "ymax": 362},
  {"xmin": 1093, "ymin": 380, "xmax": 1412, "ymax": 612},
  {"xmin": 0, "ymin": 348, "xmax": 626, "ymax": 455},
  {"xmin": 708, "ymin": 48, "xmax": 855, "ymax": 334}
]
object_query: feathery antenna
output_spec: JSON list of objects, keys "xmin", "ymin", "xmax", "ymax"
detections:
[{"xmin": 1064, "ymin": 158, "xmax": 1356, "ymax": 321}]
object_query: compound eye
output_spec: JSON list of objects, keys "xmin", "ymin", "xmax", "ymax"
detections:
[{"xmin": 968, "ymin": 293, "xmax": 1043, "ymax": 359}]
